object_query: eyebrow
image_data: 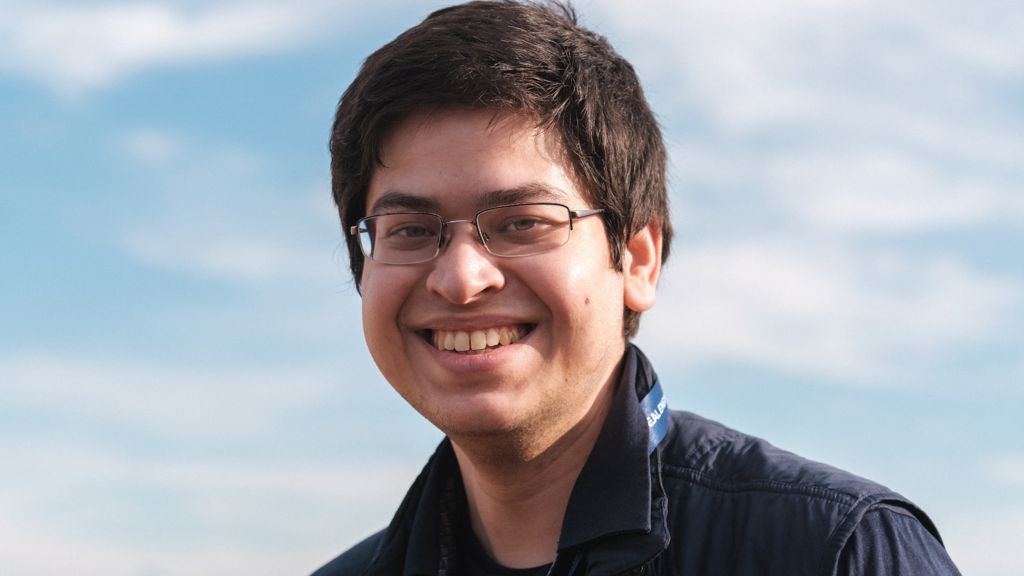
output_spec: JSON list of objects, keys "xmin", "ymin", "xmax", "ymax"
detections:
[
  {"xmin": 368, "ymin": 192, "xmax": 439, "ymax": 214},
  {"xmin": 368, "ymin": 184, "xmax": 569, "ymax": 215}
]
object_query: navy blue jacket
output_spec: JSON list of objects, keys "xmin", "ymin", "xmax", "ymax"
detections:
[{"xmin": 314, "ymin": 346, "xmax": 960, "ymax": 576}]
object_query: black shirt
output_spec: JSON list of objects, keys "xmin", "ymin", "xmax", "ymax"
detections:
[{"xmin": 312, "ymin": 345, "xmax": 961, "ymax": 576}]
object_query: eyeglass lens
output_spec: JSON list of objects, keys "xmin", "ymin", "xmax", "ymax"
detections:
[{"xmin": 357, "ymin": 203, "xmax": 574, "ymax": 264}]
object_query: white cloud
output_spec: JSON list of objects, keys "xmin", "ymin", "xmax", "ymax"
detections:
[
  {"xmin": 599, "ymin": 0, "xmax": 1024, "ymax": 235},
  {"xmin": 0, "ymin": 354, "xmax": 337, "ymax": 438},
  {"xmin": 122, "ymin": 128, "xmax": 185, "ymax": 165},
  {"xmin": 126, "ymin": 225, "xmax": 336, "ymax": 282},
  {"xmin": 0, "ymin": 1, "xmax": 353, "ymax": 95},
  {"xmin": 121, "ymin": 195, "xmax": 351, "ymax": 288},
  {"xmin": 988, "ymin": 454, "xmax": 1024, "ymax": 486},
  {"xmin": 596, "ymin": 0, "xmax": 852, "ymax": 130},
  {"xmin": 111, "ymin": 129, "xmax": 346, "ymax": 284},
  {"xmin": 769, "ymin": 149, "xmax": 1024, "ymax": 234},
  {"xmin": 599, "ymin": 0, "xmax": 1023, "ymax": 127},
  {"xmin": 0, "ymin": 437, "xmax": 421, "ymax": 575},
  {"xmin": 621, "ymin": 0, "xmax": 1024, "ymax": 384},
  {"xmin": 0, "ymin": 347, "xmax": 416, "ymax": 573},
  {"xmin": 638, "ymin": 239, "xmax": 1019, "ymax": 384},
  {"xmin": 668, "ymin": 138, "xmax": 1024, "ymax": 239},
  {"xmin": 941, "ymin": 504, "xmax": 1024, "ymax": 576}
]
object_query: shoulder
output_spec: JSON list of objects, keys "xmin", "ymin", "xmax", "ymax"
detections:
[
  {"xmin": 656, "ymin": 410, "xmax": 945, "ymax": 574},
  {"xmin": 837, "ymin": 504, "xmax": 960, "ymax": 575},
  {"xmin": 311, "ymin": 529, "xmax": 387, "ymax": 576},
  {"xmin": 661, "ymin": 410, "xmax": 899, "ymax": 502}
]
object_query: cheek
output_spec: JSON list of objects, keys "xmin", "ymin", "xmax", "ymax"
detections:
[
  {"xmin": 555, "ymin": 260, "xmax": 624, "ymax": 322},
  {"xmin": 360, "ymin": 271, "xmax": 416, "ymax": 384},
  {"xmin": 360, "ymin": 293, "xmax": 385, "ymax": 356},
  {"xmin": 360, "ymin": 268, "xmax": 409, "ymax": 337}
]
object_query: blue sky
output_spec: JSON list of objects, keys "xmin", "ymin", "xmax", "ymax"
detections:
[{"xmin": 1, "ymin": 0, "xmax": 1021, "ymax": 574}]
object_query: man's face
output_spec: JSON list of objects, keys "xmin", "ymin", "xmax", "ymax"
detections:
[{"xmin": 360, "ymin": 108, "xmax": 635, "ymax": 445}]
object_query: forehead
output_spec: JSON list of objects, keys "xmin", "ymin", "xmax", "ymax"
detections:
[{"xmin": 366, "ymin": 108, "xmax": 583, "ymax": 215}]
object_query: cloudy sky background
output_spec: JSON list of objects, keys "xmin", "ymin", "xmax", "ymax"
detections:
[{"xmin": 1, "ymin": 0, "xmax": 1020, "ymax": 574}]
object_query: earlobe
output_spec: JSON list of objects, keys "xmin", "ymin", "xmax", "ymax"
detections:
[{"xmin": 623, "ymin": 220, "xmax": 662, "ymax": 313}]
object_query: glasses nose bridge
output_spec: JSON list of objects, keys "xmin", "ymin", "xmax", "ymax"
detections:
[{"xmin": 440, "ymin": 217, "xmax": 487, "ymax": 248}]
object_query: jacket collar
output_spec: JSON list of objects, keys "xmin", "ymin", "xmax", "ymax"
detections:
[
  {"xmin": 402, "ymin": 439, "xmax": 459, "ymax": 576},
  {"xmin": 560, "ymin": 345, "xmax": 671, "ymax": 576},
  {"xmin": 560, "ymin": 344, "xmax": 658, "ymax": 547}
]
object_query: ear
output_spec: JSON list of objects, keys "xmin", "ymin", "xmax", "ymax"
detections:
[{"xmin": 622, "ymin": 219, "xmax": 662, "ymax": 313}]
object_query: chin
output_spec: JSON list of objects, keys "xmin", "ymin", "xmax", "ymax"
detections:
[{"xmin": 425, "ymin": 398, "xmax": 533, "ymax": 440}]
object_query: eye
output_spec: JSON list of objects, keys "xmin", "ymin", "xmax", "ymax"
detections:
[
  {"xmin": 387, "ymin": 222, "xmax": 435, "ymax": 239},
  {"xmin": 500, "ymin": 216, "xmax": 544, "ymax": 232},
  {"xmin": 482, "ymin": 204, "xmax": 569, "ymax": 244},
  {"xmin": 491, "ymin": 213, "xmax": 562, "ymax": 245},
  {"xmin": 373, "ymin": 214, "xmax": 440, "ymax": 251}
]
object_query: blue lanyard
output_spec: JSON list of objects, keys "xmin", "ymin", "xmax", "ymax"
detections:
[{"xmin": 639, "ymin": 378, "xmax": 669, "ymax": 455}]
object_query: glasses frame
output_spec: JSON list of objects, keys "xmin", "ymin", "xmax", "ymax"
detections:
[{"xmin": 349, "ymin": 202, "xmax": 606, "ymax": 265}]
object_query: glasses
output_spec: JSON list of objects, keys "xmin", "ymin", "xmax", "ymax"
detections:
[{"xmin": 350, "ymin": 202, "xmax": 605, "ymax": 265}]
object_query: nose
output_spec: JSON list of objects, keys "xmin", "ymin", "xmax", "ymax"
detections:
[{"xmin": 425, "ymin": 222, "xmax": 505, "ymax": 305}]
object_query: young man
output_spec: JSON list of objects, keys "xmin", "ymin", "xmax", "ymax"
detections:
[{"xmin": 315, "ymin": 2, "xmax": 960, "ymax": 575}]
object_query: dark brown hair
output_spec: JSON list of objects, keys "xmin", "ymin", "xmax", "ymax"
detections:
[{"xmin": 330, "ymin": 0, "xmax": 672, "ymax": 338}]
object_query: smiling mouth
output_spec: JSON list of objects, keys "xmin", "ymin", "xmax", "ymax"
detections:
[{"xmin": 424, "ymin": 325, "xmax": 533, "ymax": 353}]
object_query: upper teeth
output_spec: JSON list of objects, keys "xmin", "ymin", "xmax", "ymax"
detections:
[{"xmin": 433, "ymin": 327, "xmax": 524, "ymax": 352}]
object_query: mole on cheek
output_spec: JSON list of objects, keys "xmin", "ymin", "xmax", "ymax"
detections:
[{"xmin": 584, "ymin": 296, "xmax": 591, "ymax": 305}]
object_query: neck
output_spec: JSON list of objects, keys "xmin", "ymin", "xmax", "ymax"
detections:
[{"xmin": 450, "ymin": 370, "xmax": 619, "ymax": 569}]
